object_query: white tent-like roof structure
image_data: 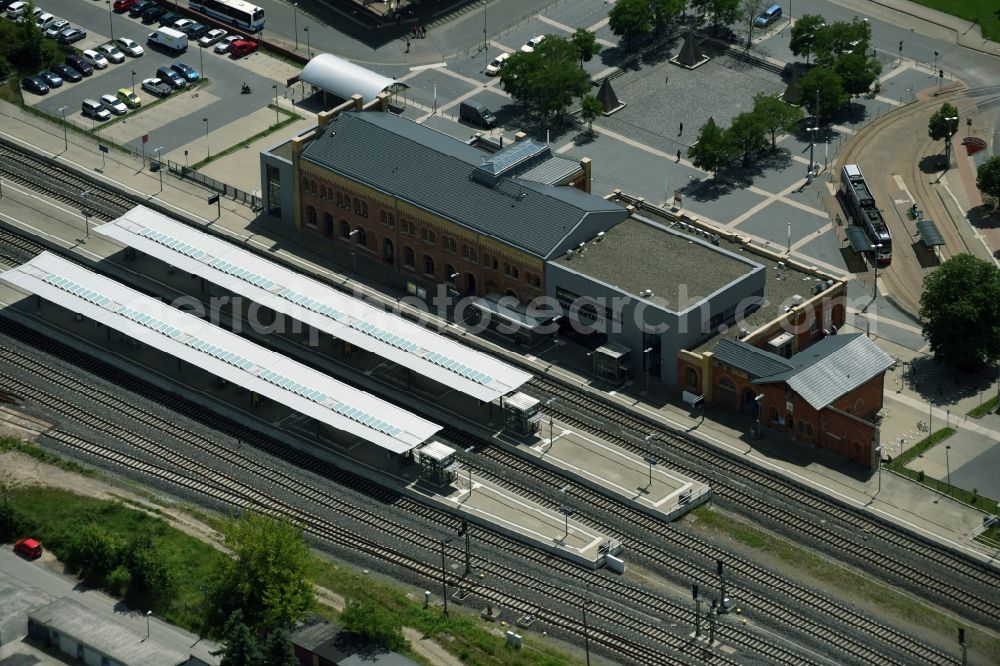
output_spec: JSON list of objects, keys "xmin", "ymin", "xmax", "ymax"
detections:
[{"xmin": 299, "ymin": 53, "xmax": 408, "ymax": 103}]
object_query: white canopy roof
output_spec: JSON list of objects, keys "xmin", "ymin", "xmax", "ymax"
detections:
[
  {"xmin": 2, "ymin": 252, "xmax": 440, "ymax": 454},
  {"xmin": 96, "ymin": 206, "xmax": 532, "ymax": 403},
  {"xmin": 299, "ymin": 53, "xmax": 407, "ymax": 103}
]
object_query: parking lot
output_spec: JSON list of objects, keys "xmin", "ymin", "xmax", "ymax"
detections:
[{"xmin": 18, "ymin": 0, "xmax": 297, "ymax": 157}]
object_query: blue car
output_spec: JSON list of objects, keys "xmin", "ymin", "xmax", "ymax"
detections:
[
  {"xmin": 37, "ymin": 70, "xmax": 63, "ymax": 88},
  {"xmin": 170, "ymin": 62, "xmax": 199, "ymax": 82}
]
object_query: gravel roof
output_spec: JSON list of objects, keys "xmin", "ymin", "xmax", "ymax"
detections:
[{"xmin": 553, "ymin": 216, "xmax": 755, "ymax": 307}]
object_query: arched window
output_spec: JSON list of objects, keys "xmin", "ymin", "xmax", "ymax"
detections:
[
  {"xmin": 423, "ymin": 255, "xmax": 435, "ymax": 277},
  {"xmin": 361, "ymin": 201, "xmax": 369, "ymax": 217},
  {"xmin": 686, "ymin": 368, "xmax": 698, "ymax": 388},
  {"xmin": 309, "ymin": 180, "xmax": 318, "ymax": 195},
  {"xmin": 355, "ymin": 228, "xmax": 367, "ymax": 248},
  {"xmin": 383, "ymin": 238, "xmax": 395, "ymax": 264},
  {"xmin": 305, "ymin": 206, "xmax": 317, "ymax": 228},
  {"xmin": 770, "ymin": 406, "xmax": 780, "ymax": 424},
  {"xmin": 403, "ymin": 246, "xmax": 415, "ymax": 268},
  {"xmin": 717, "ymin": 376, "xmax": 736, "ymax": 392},
  {"xmin": 322, "ymin": 212, "xmax": 333, "ymax": 237},
  {"xmin": 340, "ymin": 220, "xmax": 351, "ymax": 238},
  {"xmin": 335, "ymin": 191, "xmax": 343, "ymax": 207}
]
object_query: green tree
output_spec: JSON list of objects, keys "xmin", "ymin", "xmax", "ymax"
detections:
[
  {"xmin": 121, "ymin": 533, "xmax": 175, "ymax": 598},
  {"xmin": 833, "ymin": 52, "xmax": 882, "ymax": 96},
  {"xmin": 919, "ymin": 254, "xmax": 1000, "ymax": 371},
  {"xmin": 262, "ymin": 628, "xmax": 298, "ymax": 666},
  {"xmin": 789, "ymin": 14, "xmax": 826, "ymax": 64},
  {"xmin": 499, "ymin": 37, "xmax": 591, "ymax": 120},
  {"xmin": 213, "ymin": 611, "xmax": 264, "ymax": 666},
  {"xmin": 725, "ymin": 111, "xmax": 767, "ymax": 166},
  {"xmin": 813, "ymin": 17, "xmax": 871, "ymax": 68},
  {"xmin": 740, "ymin": 0, "xmax": 769, "ymax": 47},
  {"xmin": 608, "ymin": 0, "xmax": 653, "ymax": 45},
  {"xmin": 927, "ymin": 102, "xmax": 960, "ymax": 142},
  {"xmin": 340, "ymin": 599, "xmax": 407, "ymax": 652},
  {"xmin": 798, "ymin": 66, "xmax": 847, "ymax": 119},
  {"xmin": 976, "ymin": 156, "xmax": 1000, "ymax": 208},
  {"xmin": 0, "ymin": 494, "xmax": 29, "ymax": 542},
  {"xmin": 751, "ymin": 93, "xmax": 802, "ymax": 148},
  {"xmin": 65, "ymin": 523, "xmax": 119, "ymax": 583},
  {"xmin": 570, "ymin": 28, "xmax": 601, "ymax": 67},
  {"xmin": 580, "ymin": 94, "xmax": 603, "ymax": 134},
  {"xmin": 691, "ymin": 0, "xmax": 742, "ymax": 33},
  {"xmin": 206, "ymin": 512, "xmax": 315, "ymax": 632},
  {"xmin": 650, "ymin": 0, "xmax": 686, "ymax": 34},
  {"xmin": 688, "ymin": 118, "xmax": 732, "ymax": 177}
]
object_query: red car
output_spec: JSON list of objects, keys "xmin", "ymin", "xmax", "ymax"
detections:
[
  {"xmin": 14, "ymin": 538, "xmax": 43, "ymax": 559},
  {"xmin": 229, "ymin": 39, "xmax": 258, "ymax": 58},
  {"xmin": 113, "ymin": 0, "xmax": 138, "ymax": 11}
]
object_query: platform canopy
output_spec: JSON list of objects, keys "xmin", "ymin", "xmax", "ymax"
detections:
[
  {"xmin": 96, "ymin": 207, "xmax": 532, "ymax": 403},
  {"xmin": 1, "ymin": 252, "xmax": 440, "ymax": 454},
  {"xmin": 916, "ymin": 220, "xmax": 945, "ymax": 247},
  {"xmin": 844, "ymin": 226, "xmax": 873, "ymax": 253},
  {"xmin": 299, "ymin": 53, "xmax": 408, "ymax": 103}
]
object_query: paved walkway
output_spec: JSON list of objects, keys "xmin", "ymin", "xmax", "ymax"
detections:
[{"xmin": 867, "ymin": 0, "xmax": 1000, "ymax": 57}]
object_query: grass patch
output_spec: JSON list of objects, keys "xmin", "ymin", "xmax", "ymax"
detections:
[
  {"xmin": 189, "ymin": 106, "xmax": 300, "ymax": 170},
  {"xmin": 0, "ymin": 436, "xmax": 94, "ymax": 476},
  {"xmin": 968, "ymin": 394, "xmax": 998, "ymax": 419},
  {"xmin": 886, "ymin": 427, "xmax": 954, "ymax": 472},
  {"xmin": 308, "ymin": 556, "xmax": 576, "ymax": 666},
  {"xmin": 690, "ymin": 505, "xmax": 1000, "ymax": 663},
  {"xmin": 2, "ymin": 485, "xmax": 222, "ymax": 632},
  {"xmin": 909, "ymin": 0, "xmax": 1000, "ymax": 43}
]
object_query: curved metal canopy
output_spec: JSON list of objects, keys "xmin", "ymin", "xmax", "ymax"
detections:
[{"xmin": 299, "ymin": 53, "xmax": 408, "ymax": 103}]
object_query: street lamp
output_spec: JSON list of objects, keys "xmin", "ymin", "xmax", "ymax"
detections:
[
  {"xmin": 272, "ymin": 84, "xmax": 280, "ymax": 125},
  {"xmin": 349, "ymin": 228, "xmax": 360, "ymax": 271},
  {"xmin": 806, "ymin": 125, "xmax": 819, "ymax": 182},
  {"xmin": 293, "ymin": 2, "xmax": 299, "ymax": 50},
  {"xmin": 943, "ymin": 116, "xmax": 958, "ymax": 171},
  {"xmin": 304, "ymin": 25, "xmax": 310, "ymax": 59},
  {"xmin": 440, "ymin": 538, "xmax": 452, "ymax": 616},
  {"xmin": 106, "ymin": 0, "xmax": 114, "ymax": 41},
  {"xmin": 154, "ymin": 147, "xmax": 164, "ymax": 193},
  {"xmin": 754, "ymin": 394, "xmax": 764, "ymax": 440},
  {"xmin": 873, "ymin": 445, "xmax": 883, "ymax": 499},
  {"xmin": 203, "ymin": 117, "xmax": 210, "ymax": 158},
  {"xmin": 945, "ymin": 444, "xmax": 952, "ymax": 489},
  {"xmin": 551, "ymin": 315, "xmax": 562, "ymax": 361},
  {"xmin": 581, "ymin": 591, "xmax": 593, "ymax": 666},
  {"xmin": 872, "ymin": 243, "xmax": 882, "ymax": 300},
  {"xmin": 80, "ymin": 189, "xmax": 91, "ymax": 242},
  {"xmin": 57, "ymin": 106, "xmax": 68, "ymax": 151},
  {"xmin": 559, "ymin": 504, "xmax": 574, "ymax": 543},
  {"xmin": 131, "ymin": 70, "xmax": 136, "ymax": 93},
  {"xmin": 643, "ymin": 454, "xmax": 657, "ymax": 490},
  {"xmin": 643, "ymin": 346, "xmax": 654, "ymax": 393},
  {"xmin": 145, "ymin": 610, "xmax": 152, "ymax": 638}
]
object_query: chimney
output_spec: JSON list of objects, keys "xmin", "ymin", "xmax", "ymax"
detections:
[
  {"xmin": 317, "ymin": 109, "xmax": 333, "ymax": 129},
  {"xmin": 514, "ymin": 131, "xmax": 528, "ymax": 143},
  {"xmin": 579, "ymin": 157, "xmax": 592, "ymax": 193},
  {"xmin": 352, "ymin": 93, "xmax": 364, "ymax": 112}
]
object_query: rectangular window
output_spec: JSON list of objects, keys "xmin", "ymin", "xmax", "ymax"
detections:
[
  {"xmin": 266, "ymin": 165, "xmax": 281, "ymax": 217},
  {"xmin": 462, "ymin": 245, "xmax": 477, "ymax": 262}
]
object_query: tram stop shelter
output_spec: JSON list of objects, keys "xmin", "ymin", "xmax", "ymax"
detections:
[
  {"xmin": 590, "ymin": 342, "xmax": 632, "ymax": 384},
  {"xmin": 916, "ymin": 219, "xmax": 945, "ymax": 261},
  {"xmin": 502, "ymin": 392, "xmax": 541, "ymax": 437},
  {"xmin": 1, "ymin": 252, "xmax": 442, "ymax": 470},
  {"xmin": 296, "ymin": 53, "xmax": 409, "ymax": 106},
  {"xmin": 844, "ymin": 226, "xmax": 874, "ymax": 254}
]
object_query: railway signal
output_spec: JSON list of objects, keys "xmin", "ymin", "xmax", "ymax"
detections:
[{"xmin": 692, "ymin": 583, "xmax": 702, "ymax": 637}]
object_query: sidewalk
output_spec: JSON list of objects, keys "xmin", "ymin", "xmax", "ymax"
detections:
[
  {"xmin": 866, "ymin": 0, "xmax": 1000, "ymax": 57},
  {"xmin": 0, "ymin": 101, "xmax": 997, "ymax": 565}
]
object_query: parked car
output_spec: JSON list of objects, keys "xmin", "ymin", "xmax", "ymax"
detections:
[
  {"xmin": 52, "ymin": 63, "xmax": 82, "ymax": 83},
  {"xmin": 185, "ymin": 23, "xmax": 210, "ymax": 39},
  {"xmin": 5, "ymin": 1, "xmax": 27, "ymax": 20},
  {"xmin": 228, "ymin": 39, "xmax": 257, "ymax": 58},
  {"xmin": 140, "ymin": 77, "xmax": 171, "ymax": 97},
  {"xmin": 37, "ymin": 70, "xmax": 62, "ymax": 88},
  {"xmin": 43, "ymin": 17, "xmax": 68, "ymax": 37},
  {"xmin": 158, "ymin": 11, "xmax": 182, "ymax": 26},
  {"xmin": 129, "ymin": 0, "xmax": 156, "ymax": 17},
  {"xmin": 484, "ymin": 52, "xmax": 511, "ymax": 76},
  {"xmin": 34, "ymin": 11, "xmax": 55, "ymax": 30},
  {"xmin": 116, "ymin": 36, "xmax": 144, "ymax": 56},
  {"xmin": 170, "ymin": 17, "xmax": 193, "ymax": 32},
  {"xmin": 155, "ymin": 65, "xmax": 186, "ymax": 89},
  {"xmin": 82, "ymin": 49, "xmax": 109, "ymax": 69},
  {"xmin": 20, "ymin": 76, "xmax": 49, "ymax": 95},
  {"xmin": 141, "ymin": 5, "xmax": 166, "ymax": 22},
  {"xmin": 82, "ymin": 98, "xmax": 112, "ymax": 122},
  {"xmin": 520, "ymin": 35, "xmax": 545, "ymax": 53},
  {"xmin": 170, "ymin": 61, "xmax": 198, "ymax": 81},
  {"xmin": 198, "ymin": 27, "xmax": 226, "ymax": 47},
  {"xmin": 113, "ymin": 0, "xmax": 138, "ymax": 12},
  {"xmin": 100, "ymin": 93, "xmax": 128, "ymax": 115},
  {"xmin": 65, "ymin": 54, "xmax": 94, "ymax": 76},
  {"xmin": 214, "ymin": 34, "xmax": 241, "ymax": 53},
  {"xmin": 57, "ymin": 26, "xmax": 86, "ymax": 44},
  {"xmin": 117, "ymin": 87, "xmax": 141, "ymax": 108},
  {"xmin": 97, "ymin": 43, "xmax": 126, "ymax": 64},
  {"xmin": 13, "ymin": 538, "xmax": 42, "ymax": 559}
]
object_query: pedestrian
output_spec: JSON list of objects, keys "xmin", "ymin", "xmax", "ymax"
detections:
[
  {"xmin": 679, "ymin": 122, "xmax": 683, "ymax": 135},
  {"xmin": 421, "ymin": 25, "xmax": 427, "ymax": 38},
  {"xmin": 676, "ymin": 149, "xmax": 681, "ymax": 162},
  {"xmin": 665, "ymin": 75, "xmax": 668, "ymax": 84},
  {"xmin": 405, "ymin": 38, "xmax": 410, "ymax": 53}
]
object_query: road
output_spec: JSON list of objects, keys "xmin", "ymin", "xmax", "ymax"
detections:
[{"xmin": 0, "ymin": 548, "xmax": 220, "ymax": 663}]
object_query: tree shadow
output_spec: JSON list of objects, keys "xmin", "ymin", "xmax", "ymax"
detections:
[
  {"xmin": 830, "ymin": 101, "xmax": 868, "ymax": 127},
  {"xmin": 903, "ymin": 355, "xmax": 999, "ymax": 404},
  {"xmin": 968, "ymin": 204, "xmax": 1000, "ymax": 230},
  {"xmin": 918, "ymin": 154, "xmax": 944, "ymax": 174}
]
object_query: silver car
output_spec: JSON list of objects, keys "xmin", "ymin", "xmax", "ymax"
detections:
[
  {"xmin": 97, "ymin": 43, "xmax": 126, "ymax": 64},
  {"xmin": 100, "ymin": 93, "xmax": 128, "ymax": 116},
  {"xmin": 43, "ymin": 18, "xmax": 68, "ymax": 38}
]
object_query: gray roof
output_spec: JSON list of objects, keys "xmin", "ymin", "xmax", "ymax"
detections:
[
  {"xmin": 519, "ymin": 155, "xmax": 583, "ymax": 185},
  {"xmin": 756, "ymin": 334, "xmax": 894, "ymax": 409},
  {"xmin": 301, "ymin": 112, "xmax": 627, "ymax": 258},
  {"xmin": 29, "ymin": 597, "xmax": 189, "ymax": 666},
  {"xmin": 713, "ymin": 338, "xmax": 794, "ymax": 379},
  {"xmin": 292, "ymin": 621, "xmax": 419, "ymax": 666}
]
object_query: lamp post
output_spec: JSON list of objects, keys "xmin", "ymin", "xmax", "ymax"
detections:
[
  {"xmin": 106, "ymin": 0, "xmax": 114, "ymax": 41},
  {"xmin": 872, "ymin": 243, "xmax": 882, "ymax": 300},
  {"xmin": 81, "ymin": 190, "xmax": 91, "ymax": 242},
  {"xmin": 806, "ymin": 125, "xmax": 819, "ymax": 182},
  {"xmin": 131, "ymin": 70, "xmax": 136, "ymax": 93},
  {"xmin": 348, "ymin": 228, "xmax": 361, "ymax": 271},
  {"xmin": 440, "ymin": 538, "xmax": 452, "ymax": 616},
  {"xmin": 873, "ymin": 445, "xmax": 883, "ymax": 499},
  {"xmin": 145, "ymin": 610, "xmax": 152, "ymax": 638},
  {"xmin": 203, "ymin": 117, "xmax": 210, "ymax": 158},
  {"xmin": 544, "ymin": 397, "xmax": 556, "ymax": 451},
  {"xmin": 643, "ymin": 346, "xmax": 654, "ymax": 393},
  {"xmin": 58, "ymin": 106, "xmax": 68, "ymax": 151},
  {"xmin": 483, "ymin": 0, "xmax": 488, "ymax": 66},
  {"xmin": 754, "ymin": 394, "xmax": 764, "ymax": 440},
  {"xmin": 154, "ymin": 147, "xmax": 163, "ymax": 193},
  {"xmin": 272, "ymin": 84, "xmax": 280, "ymax": 125},
  {"xmin": 558, "ymin": 499, "xmax": 573, "ymax": 543},
  {"xmin": 945, "ymin": 444, "xmax": 952, "ymax": 489},
  {"xmin": 932, "ymin": 50, "xmax": 938, "ymax": 75},
  {"xmin": 943, "ymin": 116, "xmax": 958, "ymax": 171},
  {"xmin": 293, "ymin": 2, "xmax": 299, "ymax": 50},
  {"xmin": 581, "ymin": 591, "xmax": 593, "ymax": 666},
  {"xmin": 304, "ymin": 25, "xmax": 310, "ymax": 59},
  {"xmin": 551, "ymin": 315, "xmax": 562, "ymax": 361},
  {"xmin": 643, "ymin": 454, "xmax": 656, "ymax": 490}
]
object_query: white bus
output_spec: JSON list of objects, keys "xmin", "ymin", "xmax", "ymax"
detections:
[{"xmin": 190, "ymin": 0, "xmax": 265, "ymax": 32}]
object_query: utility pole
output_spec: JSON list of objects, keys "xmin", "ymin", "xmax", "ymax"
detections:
[
  {"xmin": 708, "ymin": 600, "xmax": 718, "ymax": 650},
  {"xmin": 717, "ymin": 559, "xmax": 730, "ymax": 613},
  {"xmin": 959, "ymin": 627, "xmax": 967, "ymax": 666},
  {"xmin": 692, "ymin": 583, "xmax": 702, "ymax": 638}
]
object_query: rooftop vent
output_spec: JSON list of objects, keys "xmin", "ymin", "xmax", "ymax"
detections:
[
  {"xmin": 565, "ymin": 250, "xmax": 573, "ymax": 260},
  {"xmin": 791, "ymin": 294, "xmax": 803, "ymax": 306},
  {"xmin": 596, "ymin": 231, "xmax": 605, "ymax": 241}
]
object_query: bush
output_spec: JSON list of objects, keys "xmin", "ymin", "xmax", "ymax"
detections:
[
  {"xmin": 106, "ymin": 565, "xmax": 132, "ymax": 596},
  {"xmin": 0, "ymin": 494, "xmax": 32, "ymax": 542},
  {"xmin": 340, "ymin": 599, "xmax": 407, "ymax": 651}
]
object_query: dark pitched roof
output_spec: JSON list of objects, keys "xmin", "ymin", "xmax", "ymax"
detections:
[
  {"xmin": 756, "ymin": 334, "xmax": 894, "ymax": 409},
  {"xmin": 301, "ymin": 112, "xmax": 627, "ymax": 258},
  {"xmin": 713, "ymin": 338, "xmax": 794, "ymax": 379}
]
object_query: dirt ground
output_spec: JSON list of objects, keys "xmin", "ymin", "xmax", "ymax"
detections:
[{"xmin": 0, "ymin": 450, "xmax": 464, "ymax": 666}]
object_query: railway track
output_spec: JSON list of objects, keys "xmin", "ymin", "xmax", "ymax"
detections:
[
  {"xmin": 445, "ymin": 429, "xmax": 955, "ymax": 666},
  {"xmin": 527, "ymin": 376, "xmax": 1000, "ymax": 627},
  {"xmin": 0, "ymin": 332, "xmax": 820, "ymax": 665}
]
